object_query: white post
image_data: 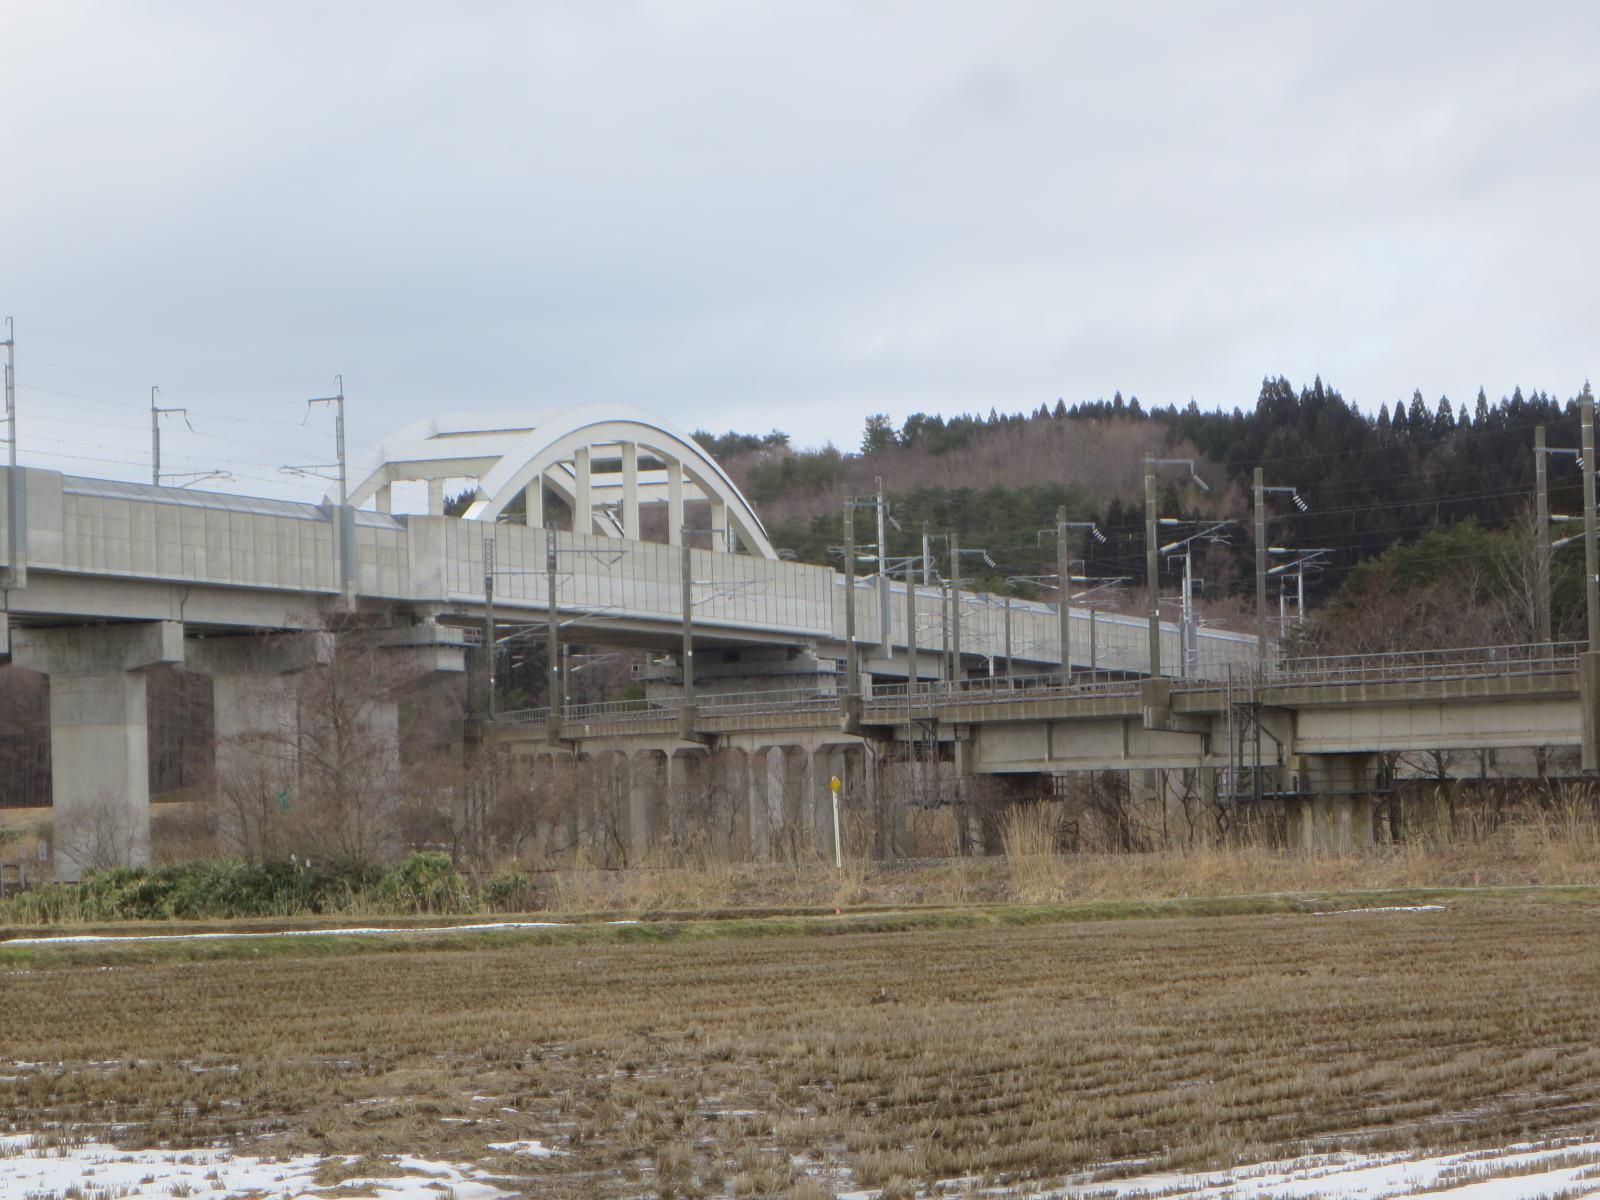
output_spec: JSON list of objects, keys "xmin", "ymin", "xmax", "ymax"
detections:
[
  {"xmin": 574, "ymin": 446, "xmax": 592, "ymax": 535},
  {"xmin": 830, "ymin": 774, "xmax": 843, "ymax": 869},
  {"xmin": 667, "ymin": 459, "xmax": 684, "ymax": 546},
  {"xmin": 621, "ymin": 443, "xmax": 640, "ymax": 539},
  {"xmin": 710, "ymin": 497, "xmax": 729, "ymax": 551},
  {"xmin": 525, "ymin": 476, "xmax": 543, "ymax": 527}
]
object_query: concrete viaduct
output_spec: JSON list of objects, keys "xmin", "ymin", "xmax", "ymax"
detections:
[
  {"xmin": 0, "ymin": 405, "xmax": 1587, "ymax": 876},
  {"xmin": 492, "ymin": 642, "xmax": 1598, "ymax": 861}
]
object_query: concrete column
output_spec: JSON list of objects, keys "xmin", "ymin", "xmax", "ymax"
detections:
[
  {"xmin": 14, "ymin": 621, "xmax": 184, "ymax": 881},
  {"xmin": 374, "ymin": 484, "xmax": 392, "ymax": 514},
  {"xmin": 626, "ymin": 751, "xmax": 663, "ymax": 862},
  {"xmin": 620, "ymin": 444, "xmax": 640, "ymax": 541},
  {"xmin": 596, "ymin": 751, "xmax": 629, "ymax": 866},
  {"xmin": 779, "ymin": 745, "xmax": 810, "ymax": 862},
  {"xmin": 573, "ymin": 447, "xmax": 592, "ymax": 535},
  {"xmin": 189, "ymin": 633, "xmax": 333, "ymax": 750},
  {"xmin": 669, "ymin": 749, "xmax": 712, "ymax": 850},
  {"xmin": 1297, "ymin": 753, "xmax": 1377, "ymax": 852},
  {"xmin": 187, "ymin": 632, "xmax": 335, "ymax": 856},
  {"xmin": 427, "ymin": 478, "xmax": 445, "ymax": 516},
  {"xmin": 667, "ymin": 459, "xmax": 684, "ymax": 546},
  {"xmin": 719, "ymin": 749, "xmax": 749, "ymax": 858},
  {"xmin": 525, "ymin": 477, "xmax": 544, "ymax": 528},
  {"xmin": 746, "ymin": 746, "xmax": 775, "ymax": 860}
]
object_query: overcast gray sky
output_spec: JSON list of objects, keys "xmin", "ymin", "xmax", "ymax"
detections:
[{"xmin": 3, "ymin": 1, "xmax": 1597, "ymax": 503}]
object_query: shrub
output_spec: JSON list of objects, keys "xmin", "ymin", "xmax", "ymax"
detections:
[
  {"xmin": 481, "ymin": 868, "xmax": 536, "ymax": 912},
  {"xmin": 375, "ymin": 852, "xmax": 468, "ymax": 914}
]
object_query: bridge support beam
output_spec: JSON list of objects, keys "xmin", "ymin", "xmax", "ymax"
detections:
[
  {"xmin": 14, "ymin": 621, "xmax": 184, "ymax": 881},
  {"xmin": 1292, "ymin": 754, "xmax": 1377, "ymax": 852}
]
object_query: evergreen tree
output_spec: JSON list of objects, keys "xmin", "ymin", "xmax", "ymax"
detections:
[
  {"xmin": 860, "ymin": 414, "xmax": 897, "ymax": 455},
  {"xmin": 1433, "ymin": 394, "xmax": 1455, "ymax": 433},
  {"xmin": 1408, "ymin": 389, "xmax": 1429, "ymax": 428}
]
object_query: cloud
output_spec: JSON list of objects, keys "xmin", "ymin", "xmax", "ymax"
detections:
[{"xmin": 2, "ymin": 0, "xmax": 1598, "ymax": 499}]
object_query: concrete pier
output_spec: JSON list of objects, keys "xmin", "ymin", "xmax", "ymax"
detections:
[
  {"xmin": 1291, "ymin": 753, "xmax": 1378, "ymax": 851},
  {"xmin": 13, "ymin": 621, "xmax": 184, "ymax": 881}
]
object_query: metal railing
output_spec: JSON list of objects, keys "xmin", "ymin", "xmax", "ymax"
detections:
[
  {"xmin": 491, "ymin": 642, "xmax": 1585, "ymax": 733},
  {"xmin": 1266, "ymin": 642, "xmax": 1582, "ymax": 689}
]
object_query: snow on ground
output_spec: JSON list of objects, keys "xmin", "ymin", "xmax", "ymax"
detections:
[
  {"xmin": 1323, "ymin": 905, "xmax": 1448, "ymax": 916},
  {"xmin": 6, "ymin": 1133, "xmax": 1600, "ymax": 1200},
  {"xmin": 0, "ymin": 1138, "xmax": 518, "ymax": 1199},
  {"xmin": 1011, "ymin": 1137, "xmax": 1600, "ymax": 1199},
  {"xmin": 0, "ymin": 919, "xmax": 652, "ymax": 946},
  {"xmin": 486, "ymin": 1138, "xmax": 566, "ymax": 1158}
]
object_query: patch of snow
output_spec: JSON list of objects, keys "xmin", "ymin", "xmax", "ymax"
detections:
[
  {"xmin": 1323, "ymin": 905, "xmax": 1448, "ymax": 915},
  {"xmin": 5, "ymin": 917, "xmax": 653, "ymax": 947},
  {"xmin": 0, "ymin": 1138, "xmax": 518, "ymax": 1198},
  {"xmin": 1024, "ymin": 1137, "xmax": 1600, "ymax": 1199},
  {"xmin": 2, "ymin": 920, "xmax": 574, "ymax": 946},
  {"xmin": 486, "ymin": 1138, "xmax": 566, "ymax": 1158}
]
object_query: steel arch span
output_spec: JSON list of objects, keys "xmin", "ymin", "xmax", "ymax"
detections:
[{"xmin": 346, "ymin": 405, "xmax": 776, "ymax": 558}]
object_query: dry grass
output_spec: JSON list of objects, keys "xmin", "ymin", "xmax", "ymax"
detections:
[
  {"xmin": 4, "ymin": 900, "xmax": 1600, "ymax": 1196},
  {"xmin": 528, "ymin": 820, "xmax": 1600, "ymax": 918}
]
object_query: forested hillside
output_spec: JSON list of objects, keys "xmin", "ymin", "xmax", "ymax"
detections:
[{"xmin": 698, "ymin": 377, "xmax": 1595, "ymax": 643}]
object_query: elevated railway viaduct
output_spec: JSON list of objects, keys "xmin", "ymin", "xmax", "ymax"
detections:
[{"xmin": 0, "ymin": 405, "xmax": 1587, "ymax": 875}]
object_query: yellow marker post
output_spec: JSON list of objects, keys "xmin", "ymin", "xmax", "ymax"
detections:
[{"xmin": 829, "ymin": 775, "xmax": 844, "ymax": 870}]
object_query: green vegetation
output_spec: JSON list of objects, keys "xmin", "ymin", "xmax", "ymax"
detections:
[{"xmin": 0, "ymin": 852, "xmax": 470, "ymax": 924}]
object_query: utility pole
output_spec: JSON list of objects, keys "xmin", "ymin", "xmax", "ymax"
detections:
[
  {"xmin": 922, "ymin": 522, "xmax": 933, "ymax": 586},
  {"xmin": 1056, "ymin": 506, "xmax": 1072, "ymax": 685},
  {"xmin": 150, "ymin": 387, "xmax": 190, "ymax": 486},
  {"xmin": 545, "ymin": 528, "xmax": 561, "ymax": 744},
  {"xmin": 3, "ymin": 317, "xmax": 22, "ymax": 589},
  {"xmin": 1253, "ymin": 474, "xmax": 1306, "ymax": 668},
  {"xmin": 1088, "ymin": 604, "xmax": 1097, "ymax": 672},
  {"xmin": 949, "ymin": 529, "xmax": 962, "ymax": 685},
  {"xmin": 905, "ymin": 554, "xmax": 918, "ymax": 739},
  {"xmin": 1535, "ymin": 425, "xmax": 1552, "ymax": 646},
  {"xmin": 482, "ymin": 537, "xmax": 496, "ymax": 719},
  {"xmin": 1180, "ymin": 546, "xmax": 1194, "ymax": 678},
  {"xmin": 1003, "ymin": 595, "xmax": 1014, "ymax": 685},
  {"xmin": 2, "ymin": 318, "xmax": 12, "ymax": 475},
  {"xmin": 876, "ymin": 478, "xmax": 891, "ymax": 656},
  {"xmin": 1254, "ymin": 467, "xmax": 1267, "ymax": 667},
  {"xmin": 938, "ymin": 575, "xmax": 950, "ymax": 682},
  {"xmin": 1583, "ymin": 388, "xmax": 1599, "ymax": 652},
  {"xmin": 842, "ymin": 505, "xmax": 860, "ymax": 711},
  {"xmin": 1144, "ymin": 454, "xmax": 1160, "ymax": 677},
  {"xmin": 305, "ymin": 377, "xmax": 350, "ymax": 596},
  {"xmin": 680, "ymin": 530, "xmax": 696, "ymax": 740},
  {"xmin": 306, "ymin": 378, "xmax": 346, "ymax": 508}
]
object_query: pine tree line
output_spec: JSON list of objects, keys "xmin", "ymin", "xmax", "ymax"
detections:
[{"xmin": 696, "ymin": 376, "xmax": 1594, "ymax": 621}]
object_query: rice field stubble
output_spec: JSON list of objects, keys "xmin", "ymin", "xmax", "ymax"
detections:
[{"xmin": 5, "ymin": 900, "xmax": 1600, "ymax": 1197}]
